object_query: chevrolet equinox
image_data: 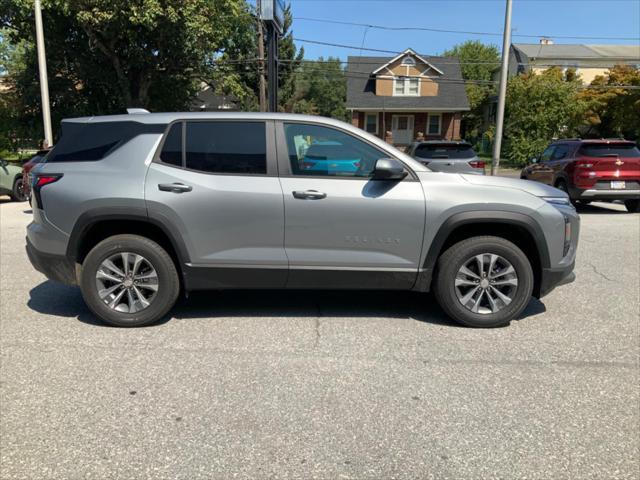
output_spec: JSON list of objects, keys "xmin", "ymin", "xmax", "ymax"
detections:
[{"xmin": 26, "ymin": 112, "xmax": 579, "ymax": 328}]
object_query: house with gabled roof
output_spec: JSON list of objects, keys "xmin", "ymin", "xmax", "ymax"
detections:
[{"xmin": 346, "ymin": 48, "xmax": 470, "ymax": 146}]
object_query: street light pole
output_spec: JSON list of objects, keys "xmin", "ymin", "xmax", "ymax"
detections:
[
  {"xmin": 491, "ymin": 0, "xmax": 513, "ymax": 176},
  {"xmin": 34, "ymin": 0, "xmax": 53, "ymax": 147}
]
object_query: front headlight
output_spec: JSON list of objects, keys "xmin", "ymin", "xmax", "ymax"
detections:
[{"xmin": 542, "ymin": 196, "xmax": 572, "ymax": 207}]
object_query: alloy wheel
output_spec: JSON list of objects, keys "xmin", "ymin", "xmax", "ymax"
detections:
[
  {"xmin": 454, "ymin": 253, "xmax": 519, "ymax": 314},
  {"xmin": 95, "ymin": 252, "xmax": 159, "ymax": 313}
]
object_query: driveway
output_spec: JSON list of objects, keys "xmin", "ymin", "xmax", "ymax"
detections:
[{"xmin": 1, "ymin": 198, "xmax": 638, "ymax": 479}]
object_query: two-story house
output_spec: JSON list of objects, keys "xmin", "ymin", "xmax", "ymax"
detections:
[{"xmin": 346, "ymin": 48, "xmax": 470, "ymax": 146}]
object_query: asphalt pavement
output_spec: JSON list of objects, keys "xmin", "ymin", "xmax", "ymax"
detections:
[{"xmin": 1, "ymin": 197, "xmax": 638, "ymax": 479}]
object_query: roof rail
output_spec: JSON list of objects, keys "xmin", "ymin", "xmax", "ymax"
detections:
[{"xmin": 126, "ymin": 108, "xmax": 150, "ymax": 114}]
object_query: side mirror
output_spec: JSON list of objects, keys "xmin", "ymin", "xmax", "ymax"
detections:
[
  {"xmin": 0, "ymin": 159, "xmax": 7, "ymax": 168},
  {"xmin": 373, "ymin": 158, "xmax": 408, "ymax": 180}
]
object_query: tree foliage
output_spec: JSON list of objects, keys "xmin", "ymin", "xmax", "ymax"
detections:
[
  {"xmin": 502, "ymin": 68, "xmax": 586, "ymax": 166},
  {"xmin": 287, "ymin": 57, "xmax": 347, "ymax": 121},
  {"xmin": 579, "ymin": 65, "xmax": 640, "ymax": 140},
  {"xmin": 443, "ymin": 40, "xmax": 500, "ymax": 137}
]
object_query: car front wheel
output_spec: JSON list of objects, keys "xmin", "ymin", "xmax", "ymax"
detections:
[
  {"xmin": 80, "ymin": 234, "xmax": 180, "ymax": 327},
  {"xmin": 433, "ymin": 236, "xmax": 534, "ymax": 328}
]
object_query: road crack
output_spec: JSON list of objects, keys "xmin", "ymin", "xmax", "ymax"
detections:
[
  {"xmin": 313, "ymin": 303, "xmax": 322, "ymax": 348},
  {"xmin": 588, "ymin": 262, "xmax": 615, "ymax": 282}
]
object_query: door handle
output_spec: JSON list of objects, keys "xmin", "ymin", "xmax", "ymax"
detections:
[
  {"xmin": 158, "ymin": 183, "xmax": 193, "ymax": 193},
  {"xmin": 292, "ymin": 190, "xmax": 327, "ymax": 200}
]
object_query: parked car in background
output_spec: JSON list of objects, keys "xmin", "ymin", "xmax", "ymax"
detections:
[
  {"xmin": 521, "ymin": 139, "xmax": 640, "ymax": 213},
  {"xmin": 406, "ymin": 140, "xmax": 485, "ymax": 175},
  {"xmin": 0, "ymin": 158, "xmax": 26, "ymax": 202},
  {"xmin": 22, "ymin": 149, "xmax": 50, "ymax": 200},
  {"xmin": 26, "ymin": 112, "xmax": 579, "ymax": 329}
]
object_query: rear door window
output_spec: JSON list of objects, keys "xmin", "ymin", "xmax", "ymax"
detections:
[
  {"xmin": 578, "ymin": 144, "xmax": 640, "ymax": 158},
  {"xmin": 540, "ymin": 146, "xmax": 555, "ymax": 162},
  {"xmin": 551, "ymin": 144, "xmax": 571, "ymax": 160},
  {"xmin": 414, "ymin": 144, "xmax": 476, "ymax": 159},
  {"xmin": 185, "ymin": 121, "xmax": 267, "ymax": 174}
]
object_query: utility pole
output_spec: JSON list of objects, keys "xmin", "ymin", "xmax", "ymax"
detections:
[
  {"xmin": 266, "ymin": 23, "xmax": 278, "ymax": 112},
  {"xmin": 257, "ymin": 0, "xmax": 267, "ymax": 112},
  {"xmin": 491, "ymin": 0, "xmax": 513, "ymax": 176},
  {"xmin": 34, "ymin": 0, "xmax": 53, "ymax": 147}
]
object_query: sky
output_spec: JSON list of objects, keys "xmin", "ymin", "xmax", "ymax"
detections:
[{"xmin": 286, "ymin": 0, "xmax": 640, "ymax": 59}]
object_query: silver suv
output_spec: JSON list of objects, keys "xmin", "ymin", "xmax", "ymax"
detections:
[{"xmin": 26, "ymin": 112, "xmax": 579, "ymax": 328}]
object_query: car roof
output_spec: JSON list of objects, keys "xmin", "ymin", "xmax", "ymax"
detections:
[
  {"xmin": 552, "ymin": 138, "xmax": 636, "ymax": 145},
  {"xmin": 415, "ymin": 140, "xmax": 472, "ymax": 146}
]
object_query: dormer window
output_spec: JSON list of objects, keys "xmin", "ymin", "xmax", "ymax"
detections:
[
  {"xmin": 401, "ymin": 56, "xmax": 416, "ymax": 66},
  {"xmin": 394, "ymin": 76, "xmax": 419, "ymax": 96}
]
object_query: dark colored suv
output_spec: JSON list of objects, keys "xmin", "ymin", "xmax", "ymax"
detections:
[{"xmin": 521, "ymin": 139, "xmax": 640, "ymax": 212}]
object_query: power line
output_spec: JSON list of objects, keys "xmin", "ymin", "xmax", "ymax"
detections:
[{"xmin": 294, "ymin": 17, "xmax": 640, "ymax": 41}]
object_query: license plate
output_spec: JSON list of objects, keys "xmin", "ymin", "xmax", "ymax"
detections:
[{"xmin": 611, "ymin": 181, "xmax": 626, "ymax": 189}]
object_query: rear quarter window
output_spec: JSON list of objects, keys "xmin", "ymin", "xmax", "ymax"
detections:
[{"xmin": 46, "ymin": 121, "xmax": 165, "ymax": 162}]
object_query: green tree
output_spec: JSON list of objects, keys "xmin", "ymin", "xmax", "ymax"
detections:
[
  {"xmin": 0, "ymin": 0, "xmax": 257, "ymax": 144},
  {"xmin": 502, "ymin": 68, "xmax": 586, "ymax": 166},
  {"xmin": 288, "ymin": 57, "xmax": 347, "ymax": 120},
  {"xmin": 580, "ymin": 65, "xmax": 640, "ymax": 140},
  {"xmin": 442, "ymin": 40, "xmax": 500, "ymax": 138}
]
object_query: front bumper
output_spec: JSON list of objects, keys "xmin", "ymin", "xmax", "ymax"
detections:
[
  {"xmin": 538, "ymin": 261, "xmax": 575, "ymax": 298},
  {"xmin": 26, "ymin": 237, "xmax": 77, "ymax": 285}
]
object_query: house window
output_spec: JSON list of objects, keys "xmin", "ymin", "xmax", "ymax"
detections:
[
  {"xmin": 393, "ymin": 77, "xmax": 420, "ymax": 96},
  {"xmin": 402, "ymin": 56, "xmax": 416, "ymax": 66},
  {"xmin": 364, "ymin": 113, "xmax": 378, "ymax": 134},
  {"xmin": 427, "ymin": 114, "xmax": 441, "ymax": 135}
]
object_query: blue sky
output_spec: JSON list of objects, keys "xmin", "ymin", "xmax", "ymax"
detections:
[{"xmin": 287, "ymin": 0, "xmax": 640, "ymax": 59}]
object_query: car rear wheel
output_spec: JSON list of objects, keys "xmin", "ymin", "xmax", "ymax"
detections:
[
  {"xmin": 433, "ymin": 236, "xmax": 534, "ymax": 328},
  {"xmin": 625, "ymin": 199, "xmax": 640, "ymax": 213},
  {"xmin": 10, "ymin": 177, "xmax": 26, "ymax": 202},
  {"xmin": 80, "ymin": 234, "xmax": 180, "ymax": 327}
]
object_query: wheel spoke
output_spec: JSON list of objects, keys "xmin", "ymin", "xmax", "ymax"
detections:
[
  {"xmin": 132, "ymin": 254, "xmax": 145, "ymax": 276},
  {"xmin": 127, "ymin": 288, "xmax": 138, "ymax": 313},
  {"xmin": 455, "ymin": 276, "xmax": 477, "ymax": 287},
  {"xmin": 132, "ymin": 286, "xmax": 150, "ymax": 308},
  {"xmin": 107, "ymin": 286, "xmax": 127, "ymax": 309},
  {"xmin": 98, "ymin": 283, "xmax": 123, "ymax": 300},
  {"xmin": 102, "ymin": 259, "xmax": 125, "ymax": 278},
  {"xmin": 137, "ymin": 281, "xmax": 158, "ymax": 292},
  {"xmin": 96, "ymin": 269, "xmax": 122, "ymax": 283},
  {"xmin": 485, "ymin": 289, "xmax": 499, "ymax": 313},
  {"xmin": 490, "ymin": 265, "xmax": 515, "ymax": 280},
  {"xmin": 488, "ymin": 254, "xmax": 498, "ymax": 276},
  {"xmin": 490, "ymin": 286, "xmax": 513, "ymax": 306},
  {"xmin": 475, "ymin": 255, "xmax": 485, "ymax": 277},
  {"xmin": 459, "ymin": 265, "xmax": 480, "ymax": 280},
  {"xmin": 134, "ymin": 271, "xmax": 158, "ymax": 281},
  {"xmin": 460, "ymin": 286, "xmax": 480, "ymax": 307},
  {"xmin": 470, "ymin": 289, "xmax": 484, "ymax": 313},
  {"xmin": 121, "ymin": 253, "xmax": 130, "ymax": 275},
  {"xmin": 492, "ymin": 277, "xmax": 518, "ymax": 287}
]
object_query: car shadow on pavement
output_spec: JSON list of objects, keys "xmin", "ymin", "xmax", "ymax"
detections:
[
  {"xmin": 28, "ymin": 280, "xmax": 547, "ymax": 328},
  {"xmin": 575, "ymin": 202, "xmax": 628, "ymax": 215}
]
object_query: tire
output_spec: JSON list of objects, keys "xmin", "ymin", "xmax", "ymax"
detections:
[
  {"xmin": 555, "ymin": 180, "xmax": 577, "ymax": 206},
  {"xmin": 10, "ymin": 177, "xmax": 26, "ymax": 202},
  {"xmin": 80, "ymin": 234, "xmax": 180, "ymax": 327},
  {"xmin": 625, "ymin": 199, "xmax": 640, "ymax": 213},
  {"xmin": 433, "ymin": 236, "xmax": 534, "ymax": 328}
]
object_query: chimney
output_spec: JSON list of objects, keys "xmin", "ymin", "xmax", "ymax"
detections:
[{"xmin": 540, "ymin": 38, "xmax": 554, "ymax": 45}]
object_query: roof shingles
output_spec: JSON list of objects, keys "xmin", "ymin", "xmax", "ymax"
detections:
[{"xmin": 346, "ymin": 55, "xmax": 470, "ymax": 110}]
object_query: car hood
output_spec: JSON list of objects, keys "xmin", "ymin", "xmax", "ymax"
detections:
[{"xmin": 460, "ymin": 173, "xmax": 566, "ymax": 198}]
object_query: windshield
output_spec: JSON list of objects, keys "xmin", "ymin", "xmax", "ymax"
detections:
[
  {"xmin": 578, "ymin": 144, "xmax": 640, "ymax": 158},
  {"xmin": 414, "ymin": 144, "xmax": 476, "ymax": 159}
]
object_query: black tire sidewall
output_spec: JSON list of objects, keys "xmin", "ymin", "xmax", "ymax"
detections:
[
  {"xmin": 624, "ymin": 199, "xmax": 640, "ymax": 213},
  {"xmin": 434, "ymin": 237, "xmax": 534, "ymax": 328},
  {"xmin": 11, "ymin": 178, "xmax": 26, "ymax": 202},
  {"xmin": 80, "ymin": 235, "xmax": 179, "ymax": 327}
]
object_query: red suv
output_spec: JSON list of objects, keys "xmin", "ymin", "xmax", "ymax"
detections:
[{"xmin": 521, "ymin": 139, "xmax": 640, "ymax": 213}]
